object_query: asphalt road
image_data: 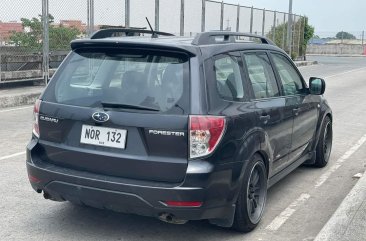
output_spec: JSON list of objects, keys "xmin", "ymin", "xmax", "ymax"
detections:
[{"xmin": 1, "ymin": 56, "xmax": 366, "ymax": 241}]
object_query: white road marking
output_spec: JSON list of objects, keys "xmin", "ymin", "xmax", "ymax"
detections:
[
  {"xmin": 324, "ymin": 67, "xmax": 366, "ymax": 79},
  {"xmin": 266, "ymin": 193, "xmax": 311, "ymax": 231},
  {"xmin": 0, "ymin": 151, "xmax": 26, "ymax": 161},
  {"xmin": 0, "ymin": 106, "xmax": 33, "ymax": 113},
  {"xmin": 315, "ymin": 134, "xmax": 366, "ymax": 188},
  {"xmin": 265, "ymin": 134, "xmax": 366, "ymax": 232}
]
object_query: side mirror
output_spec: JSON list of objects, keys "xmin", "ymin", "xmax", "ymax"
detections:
[{"xmin": 309, "ymin": 77, "xmax": 326, "ymax": 95}]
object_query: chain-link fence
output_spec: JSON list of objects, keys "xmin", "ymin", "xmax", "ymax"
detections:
[{"xmin": 0, "ymin": 0, "xmax": 305, "ymax": 84}]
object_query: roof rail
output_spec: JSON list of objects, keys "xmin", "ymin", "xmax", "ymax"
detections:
[
  {"xmin": 192, "ymin": 31, "xmax": 276, "ymax": 46},
  {"xmin": 90, "ymin": 28, "xmax": 175, "ymax": 39}
]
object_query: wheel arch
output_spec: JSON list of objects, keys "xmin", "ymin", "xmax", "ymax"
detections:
[{"xmin": 234, "ymin": 129, "xmax": 272, "ymax": 199}]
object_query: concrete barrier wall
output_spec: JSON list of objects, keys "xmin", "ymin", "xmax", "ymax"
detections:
[
  {"xmin": 307, "ymin": 44, "xmax": 366, "ymax": 55},
  {"xmin": 1, "ymin": 69, "xmax": 56, "ymax": 81}
]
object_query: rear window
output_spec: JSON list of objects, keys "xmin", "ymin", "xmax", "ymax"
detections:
[{"xmin": 43, "ymin": 48, "xmax": 190, "ymax": 114}]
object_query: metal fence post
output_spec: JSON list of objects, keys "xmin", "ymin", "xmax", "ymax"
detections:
[
  {"xmin": 90, "ymin": 0, "xmax": 94, "ymax": 34},
  {"xmin": 287, "ymin": 1, "xmax": 293, "ymax": 56},
  {"xmin": 262, "ymin": 9, "xmax": 266, "ymax": 36},
  {"xmin": 220, "ymin": 1, "xmax": 224, "ymax": 31},
  {"xmin": 87, "ymin": 0, "xmax": 90, "ymax": 35},
  {"xmin": 180, "ymin": 0, "xmax": 185, "ymax": 36},
  {"xmin": 272, "ymin": 11, "xmax": 276, "ymax": 41},
  {"xmin": 249, "ymin": 6, "xmax": 254, "ymax": 34},
  {"xmin": 42, "ymin": 0, "xmax": 49, "ymax": 85},
  {"xmin": 236, "ymin": 4, "xmax": 240, "ymax": 32},
  {"xmin": 282, "ymin": 14, "xmax": 286, "ymax": 50},
  {"xmin": 201, "ymin": 0, "xmax": 206, "ymax": 32},
  {"xmin": 297, "ymin": 15, "xmax": 302, "ymax": 56},
  {"xmin": 0, "ymin": 33, "xmax": 2, "ymax": 83},
  {"xmin": 125, "ymin": 0, "xmax": 130, "ymax": 28},
  {"xmin": 155, "ymin": 0, "xmax": 159, "ymax": 31},
  {"xmin": 87, "ymin": 0, "xmax": 95, "ymax": 36}
]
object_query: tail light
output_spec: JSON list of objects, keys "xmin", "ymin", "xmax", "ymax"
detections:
[
  {"xmin": 189, "ymin": 115, "xmax": 226, "ymax": 159},
  {"xmin": 32, "ymin": 99, "xmax": 42, "ymax": 138}
]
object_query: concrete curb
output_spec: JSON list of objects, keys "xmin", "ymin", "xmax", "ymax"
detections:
[
  {"xmin": 314, "ymin": 171, "xmax": 366, "ymax": 241},
  {"xmin": 307, "ymin": 54, "xmax": 366, "ymax": 58},
  {"xmin": 0, "ymin": 88, "xmax": 42, "ymax": 108},
  {"xmin": 295, "ymin": 60, "xmax": 318, "ymax": 67}
]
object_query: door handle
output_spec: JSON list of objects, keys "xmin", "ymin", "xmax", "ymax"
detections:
[
  {"xmin": 293, "ymin": 108, "xmax": 299, "ymax": 116},
  {"xmin": 260, "ymin": 114, "xmax": 271, "ymax": 124}
]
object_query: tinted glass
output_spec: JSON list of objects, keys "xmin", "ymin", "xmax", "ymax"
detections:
[
  {"xmin": 43, "ymin": 49, "xmax": 190, "ymax": 114},
  {"xmin": 214, "ymin": 55, "xmax": 245, "ymax": 100},
  {"xmin": 243, "ymin": 53, "xmax": 279, "ymax": 99},
  {"xmin": 271, "ymin": 53, "xmax": 305, "ymax": 95}
]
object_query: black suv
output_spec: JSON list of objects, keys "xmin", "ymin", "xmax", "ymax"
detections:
[{"xmin": 27, "ymin": 30, "xmax": 332, "ymax": 232}]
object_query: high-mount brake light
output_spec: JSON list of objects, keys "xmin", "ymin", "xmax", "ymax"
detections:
[{"xmin": 189, "ymin": 116, "xmax": 226, "ymax": 159}]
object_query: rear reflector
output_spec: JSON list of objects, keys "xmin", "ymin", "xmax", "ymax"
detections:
[
  {"xmin": 189, "ymin": 115, "xmax": 226, "ymax": 159},
  {"xmin": 163, "ymin": 201, "xmax": 203, "ymax": 207},
  {"xmin": 28, "ymin": 175, "xmax": 41, "ymax": 183}
]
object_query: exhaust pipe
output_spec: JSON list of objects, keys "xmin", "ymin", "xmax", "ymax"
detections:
[{"xmin": 158, "ymin": 213, "xmax": 188, "ymax": 225}]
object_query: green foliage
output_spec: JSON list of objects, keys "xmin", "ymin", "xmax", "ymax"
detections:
[
  {"xmin": 335, "ymin": 31, "xmax": 356, "ymax": 40},
  {"xmin": 291, "ymin": 52, "xmax": 298, "ymax": 60},
  {"xmin": 10, "ymin": 14, "xmax": 80, "ymax": 51},
  {"xmin": 303, "ymin": 17, "xmax": 314, "ymax": 45},
  {"xmin": 49, "ymin": 25, "xmax": 80, "ymax": 50},
  {"xmin": 266, "ymin": 22, "xmax": 287, "ymax": 49},
  {"xmin": 266, "ymin": 16, "xmax": 314, "ymax": 59}
]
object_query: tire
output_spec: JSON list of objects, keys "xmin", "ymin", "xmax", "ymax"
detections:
[
  {"xmin": 232, "ymin": 154, "xmax": 267, "ymax": 232},
  {"xmin": 314, "ymin": 116, "xmax": 332, "ymax": 168}
]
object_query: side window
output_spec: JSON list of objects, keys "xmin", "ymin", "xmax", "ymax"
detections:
[
  {"xmin": 271, "ymin": 53, "xmax": 305, "ymax": 96},
  {"xmin": 214, "ymin": 54, "xmax": 245, "ymax": 101},
  {"xmin": 243, "ymin": 53, "xmax": 279, "ymax": 99}
]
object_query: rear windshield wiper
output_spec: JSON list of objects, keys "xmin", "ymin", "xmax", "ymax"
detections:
[{"xmin": 100, "ymin": 102, "xmax": 160, "ymax": 112}]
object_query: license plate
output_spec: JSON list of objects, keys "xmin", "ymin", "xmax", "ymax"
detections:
[{"xmin": 80, "ymin": 125, "xmax": 127, "ymax": 149}]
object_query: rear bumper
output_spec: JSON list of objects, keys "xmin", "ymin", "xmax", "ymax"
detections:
[{"xmin": 26, "ymin": 140, "xmax": 244, "ymax": 223}]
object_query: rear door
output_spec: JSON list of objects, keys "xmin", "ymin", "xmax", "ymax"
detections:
[
  {"xmin": 270, "ymin": 52, "xmax": 319, "ymax": 163},
  {"xmin": 38, "ymin": 48, "xmax": 191, "ymax": 183},
  {"xmin": 242, "ymin": 51, "xmax": 293, "ymax": 176}
]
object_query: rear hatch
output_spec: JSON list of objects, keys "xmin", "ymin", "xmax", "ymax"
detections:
[{"xmin": 38, "ymin": 47, "xmax": 191, "ymax": 183}]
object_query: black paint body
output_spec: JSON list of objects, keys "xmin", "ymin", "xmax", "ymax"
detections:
[{"xmin": 26, "ymin": 35, "xmax": 332, "ymax": 225}]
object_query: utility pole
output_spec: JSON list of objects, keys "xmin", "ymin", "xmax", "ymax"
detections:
[
  {"xmin": 287, "ymin": 0, "xmax": 293, "ymax": 56},
  {"xmin": 362, "ymin": 31, "xmax": 364, "ymax": 47},
  {"xmin": 362, "ymin": 31, "xmax": 365, "ymax": 55}
]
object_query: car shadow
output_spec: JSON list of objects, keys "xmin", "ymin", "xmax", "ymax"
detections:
[
  {"xmin": 41, "ymin": 202, "xmax": 244, "ymax": 241},
  {"xmin": 31, "ymin": 165, "xmax": 320, "ymax": 241}
]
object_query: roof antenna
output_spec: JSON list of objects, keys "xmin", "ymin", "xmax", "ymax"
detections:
[{"xmin": 146, "ymin": 17, "xmax": 158, "ymax": 38}]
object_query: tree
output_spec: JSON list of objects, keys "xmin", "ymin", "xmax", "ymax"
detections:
[
  {"xmin": 266, "ymin": 16, "xmax": 314, "ymax": 60},
  {"xmin": 10, "ymin": 14, "xmax": 81, "ymax": 51},
  {"xmin": 335, "ymin": 31, "xmax": 356, "ymax": 40},
  {"xmin": 302, "ymin": 17, "xmax": 314, "ymax": 59}
]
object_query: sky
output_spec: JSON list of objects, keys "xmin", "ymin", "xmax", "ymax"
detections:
[
  {"xmin": 226, "ymin": 0, "xmax": 366, "ymax": 35},
  {"xmin": 0, "ymin": 0, "xmax": 365, "ymax": 37}
]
